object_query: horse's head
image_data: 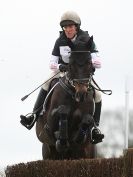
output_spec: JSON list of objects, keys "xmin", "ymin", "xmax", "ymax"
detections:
[{"xmin": 68, "ymin": 36, "xmax": 94, "ymax": 102}]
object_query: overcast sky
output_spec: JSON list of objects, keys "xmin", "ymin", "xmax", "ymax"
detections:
[{"xmin": 0, "ymin": 0, "xmax": 133, "ymax": 167}]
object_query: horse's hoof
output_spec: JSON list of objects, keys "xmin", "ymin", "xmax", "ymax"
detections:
[{"xmin": 56, "ymin": 139, "xmax": 69, "ymax": 153}]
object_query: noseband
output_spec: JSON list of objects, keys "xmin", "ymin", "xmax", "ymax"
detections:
[
  {"xmin": 65, "ymin": 73, "xmax": 93, "ymax": 89},
  {"xmin": 59, "ymin": 72, "xmax": 93, "ymax": 101},
  {"xmin": 59, "ymin": 50, "xmax": 93, "ymax": 100}
]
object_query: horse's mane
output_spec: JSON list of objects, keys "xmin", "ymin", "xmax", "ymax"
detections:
[
  {"xmin": 70, "ymin": 51, "xmax": 90, "ymax": 66},
  {"xmin": 69, "ymin": 36, "xmax": 93, "ymax": 66}
]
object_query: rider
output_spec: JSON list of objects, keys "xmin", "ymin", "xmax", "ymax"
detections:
[{"xmin": 20, "ymin": 10, "xmax": 104, "ymax": 143}]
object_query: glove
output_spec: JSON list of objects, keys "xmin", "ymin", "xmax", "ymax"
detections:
[
  {"xmin": 59, "ymin": 64, "xmax": 68, "ymax": 72},
  {"xmin": 92, "ymin": 59, "xmax": 101, "ymax": 68},
  {"xmin": 50, "ymin": 63, "xmax": 58, "ymax": 71},
  {"xmin": 91, "ymin": 53, "xmax": 101, "ymax": 69}
]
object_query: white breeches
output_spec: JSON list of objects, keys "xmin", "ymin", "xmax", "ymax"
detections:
[
  {"xmin": 91, "ymin": 80, "xmax": 102, "ymax": 103},
  {"xmin": 42, "ymin": 70, "xmax": 64, "ymax": 91}
]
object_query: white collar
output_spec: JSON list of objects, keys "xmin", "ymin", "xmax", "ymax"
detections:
[{"xmin": 71, "ymin": 35, "xmax": 77, "ymax": 42}]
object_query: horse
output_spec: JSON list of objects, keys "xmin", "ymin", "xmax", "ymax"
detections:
[{"xmin": 36, "ymin": 36, "xmax": 97, "ymax": 160}]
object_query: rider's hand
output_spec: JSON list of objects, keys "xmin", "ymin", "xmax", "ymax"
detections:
[
  {"xmin": 91, "ymin": 53, "xmax": 101, "ymax": 69},
  {"xmin": 92, "ymin": 59, "xmax": 101, "ymax": 68},
  {"xmin": 59, "ymin": 64, "xmax": 68, "ymax": 72},
  {"xmin": 50, "ymin": 63, "xmax": 58, "ymax": 71}
]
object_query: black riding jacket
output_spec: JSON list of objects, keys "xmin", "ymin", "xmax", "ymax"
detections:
[{"xmin": 52, "ymin": 29, "xmax": 98, "ymax": 65}]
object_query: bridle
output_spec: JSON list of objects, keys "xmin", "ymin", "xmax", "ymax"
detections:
[
  {"xmin": 68, "ymin": 50, "xmax": 93, "ymax": 86},
  {"xmin": 58, "ymin": 71, "xmax": 94, "ymax": 102},
  {"xmin": 59, "ymin": 50, "xmax": 94, "ymax": 99},
  {"xmin": 65, "ymin": 72, "xmax": 93, "ymax": 90}
]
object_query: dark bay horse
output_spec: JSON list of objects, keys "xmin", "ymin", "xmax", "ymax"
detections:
[{"xmin": 36, "ymin": 36, "xmax": 96, "ymax": 160}]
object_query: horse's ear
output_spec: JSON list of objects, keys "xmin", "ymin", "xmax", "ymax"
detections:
[
  {"xmin": 87, "ymin": 35, "xmax": 93, "ymax": 49},
  {"xmin": 90, "ymin": 35, "xmax": 93, "ymax": 42}
]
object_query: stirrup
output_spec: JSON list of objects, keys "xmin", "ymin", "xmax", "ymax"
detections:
[
  {"xmin": 91, "ymin": 138, "xmax": 103, "ymax": 144},
  {"xmin": 90, "ymin": 127, "xmax": 104, "ymax": 144},
  {"xmin": 20, "ymin": 114, "xmax": 36, "ymax": 130}
]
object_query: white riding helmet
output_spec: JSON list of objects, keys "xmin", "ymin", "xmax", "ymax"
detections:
[{"xmin": 60, "ymin": 11, "xmax": 81, "ymax": 27}]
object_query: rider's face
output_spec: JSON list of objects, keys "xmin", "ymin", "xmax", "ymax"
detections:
[{"xmin": 63, "ymin": 25, "xmax": 77, "ymax": 39}]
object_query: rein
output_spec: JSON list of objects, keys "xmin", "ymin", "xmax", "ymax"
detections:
[
  {"xmin": 65, "ymin": 73, "xmax": 92, "ymax": 88},
  {"xmin": 59, "ymin": 73, "xmax": 93, "ymax": 99},
  {"xmin": 59, "ymin": 73, "xmax": 112, "ymax": 98},
  {"xmin": 59, "ymin": 78, "xmax": 75, "ymax": 98},
  {"xmin": 91, "ymin": 78, "xmax": 112, "ymax": 95}
]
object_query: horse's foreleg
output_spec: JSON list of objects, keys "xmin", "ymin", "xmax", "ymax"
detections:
[
  {"xmin": 46, "ymin": 105, "xmax": 70, "ymax": 152},
  {"xmin": 73, "ymin": 114, "xmax": 94, "ymax": 144},
  {"xmin": 54, "ymin": 105, "xmax": 70, "ymax": 153}
]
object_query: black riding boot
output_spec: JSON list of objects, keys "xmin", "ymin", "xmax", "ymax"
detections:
[
  {"xmin": 94, "ymin": 101, "xmax": 102, "ymax": 126},
  {"xmin": 20, "ymin": 88, "xmax": 47, "ymax": 130},
  {"xmin": 92, "ymin": 101, "xmax": 104, "ymax": 143}
]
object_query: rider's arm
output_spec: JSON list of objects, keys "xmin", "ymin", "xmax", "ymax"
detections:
[
  {"xmin": 91, "ymin": 52, "xmax": 101, "ymax": 69},
  {"xmin": 49, "ymin": 39, "xmax": 61, "ymax": 71},
  {"xmin": 49, "ymin": 55, "xmax": 60, "ymax": 71},
  {"xmin": 90, "ymin": 41, "xmax": 101, "ymax": 69}
]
